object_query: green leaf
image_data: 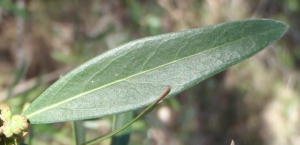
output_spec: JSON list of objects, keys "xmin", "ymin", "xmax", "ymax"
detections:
[{"xmin": 23, "ymin": 19, "xmax": 288, "ymax": 124}]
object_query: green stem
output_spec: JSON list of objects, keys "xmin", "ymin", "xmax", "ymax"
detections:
[
  {"xmin": 110, "ymin": 112, "xmax": 133, "ymax": 145},
  {"xmin": 72, "ymin": 121, "xmax": 86, "ymax": 145},
  {"xmin": 82, "ymin": 85, "xmax": 171, "ymax": 145}
]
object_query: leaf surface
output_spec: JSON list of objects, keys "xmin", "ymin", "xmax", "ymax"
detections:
[{"xmin": 23, "ymin": 19, "xmax": 288, "ymax": 124}]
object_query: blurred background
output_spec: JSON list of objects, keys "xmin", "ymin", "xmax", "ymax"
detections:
[{"xmin": 0, "ymin": 0, "xmax": 299, "ymax": 145}]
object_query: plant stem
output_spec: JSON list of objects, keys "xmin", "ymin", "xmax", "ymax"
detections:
[
  {"xmin": 82, "ymin": 85, "xmax": 171, "ymax": 145},
  {"xmin": 72, "ymin": 121, "xmax": 86, "ymax": 145},
  {"xmin": 110, "ymin": 112, "xmax": 133, "ymax": 145}
]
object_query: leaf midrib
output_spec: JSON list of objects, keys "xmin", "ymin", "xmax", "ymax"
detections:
[{"xmin": 25, "ymin": 27, "xmax": 283, "ymax": 119}]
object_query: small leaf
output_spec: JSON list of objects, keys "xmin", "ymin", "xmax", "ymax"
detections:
[{"xmin": 23, "ymin": 19, "xmax": 288, "ymax": 124}]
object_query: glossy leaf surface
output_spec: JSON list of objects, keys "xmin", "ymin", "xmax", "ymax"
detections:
[{"xmin": 23, "ymin": 19, "xmax": 288, "ymax": 124}]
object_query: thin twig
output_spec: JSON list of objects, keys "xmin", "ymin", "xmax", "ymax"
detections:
[{"xmin": 15, "ymin": 0, "xmax": 26, "ymax": 81}]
